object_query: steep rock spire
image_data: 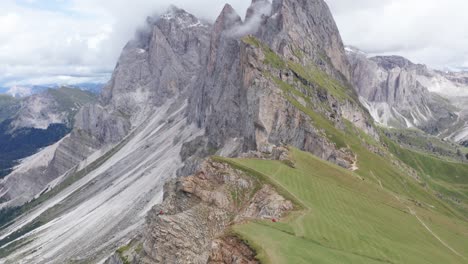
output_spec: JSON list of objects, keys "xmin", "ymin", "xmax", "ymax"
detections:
[
  {"xmin": 102, "ymin": 6, "xmax": 211, "ymax": 116},
  {"xmin": 260, "ymin": 0, "xmax": 351, "ymax": 80}
]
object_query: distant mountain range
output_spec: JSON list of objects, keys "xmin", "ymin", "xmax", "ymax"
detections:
[
  {"xmin": 0, "ymin": 87, "xmax": 98, "ymax": 178},
  {"xmin": 0, "ymin": 83, "xmax": 105, "ymax": 98},
  {"xmin": 347, "ymin": 46, "xmax": 468, "ymax": 146},
  {"xmin": 0, "ymin": 1, "xmax": 467, "ymax": 263}
]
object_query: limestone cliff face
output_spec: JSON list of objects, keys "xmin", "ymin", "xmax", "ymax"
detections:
[
  {"xmin": 9, "ymin": 0, "xmax": 369, "ymax": 210},
  {"xmin": 102, "ymin": 6, "xmax": 212, "ymax": 120},
  {"xmin": 3, "ymin": 0, "xmax": 385, "ymax": 262},
  {"xmin": 260, "ymin": 0, "xmax": 351, "ymax": 80},
  {"xmin": 0, "ymin": 8, "xmax": 212, "ymax": 209},
  {"xmin": 0, "ymin": 88, "xmax": 98, "ymax": 207},
  {"xmin": 188, "ymin": 0, "xmax": 375, "ymax": 167},
  {"xmin": 347, "ymin": 48, "xmax": 465, "ymax": 138},
  {"xmin": 187, "ymin": 4, "xmax": 253, "ymax": 153},
  {"xmin": 103, "ymin": 1, "xmax": 381, "ymax": 262}
]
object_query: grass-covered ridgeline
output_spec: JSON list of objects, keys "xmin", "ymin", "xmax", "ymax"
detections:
[{"xmin": 224, "ymin": 148, "xmax": 468, "ymax": 264}]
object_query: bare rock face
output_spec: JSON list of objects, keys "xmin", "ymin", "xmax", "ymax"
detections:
[
  {"xmin": 187, "ymin": 0, "xmax": 373, "ymax": 168},
  {"xmin": 10, "ymin": 93, "xmax": 68, "ymax": 130},
  {"xmin": 347, "ymin": 48, "xmax": 462, "ymax": 136},
  {"xmin": 3, "ymin": 0, "xmax": 389, "ymax": 261},
  {"xmin": 208, "ymin": 236, "xmax": 259, "ymax": 264},
  {"xmin": 70, "ymin": 6, "xmax": 212, "ymax": 174},
  {"xmin": 104, "ymin": 255, "xmax": 125, "ymax": 264},
  {"xmin": 0, "ymin": 7, "xmax": 212, "ymax": 209},
  {"xmin": 188, "ymin": 4, "xmax": 253, "ymax": 152},
  {"xmin": 102, "ymin": 6, "xmax": 212, "ymax": 120},
  {"xmin": 0, "ymin": 88, "xmax": 99, "ymax": 207},
  {"xmin": 261, "ymin": 0, "xmax": 351, "ymax": 80},
  {"xmin": 44, "ymin": 103, "xmax": 132, "ymax": 179},
  {"xmin": 8, "ymin": 88, "xmax": 97, "ymax": 131},
  {"xmin": 138, "ymin": 159, "xmax": 293, "ymax": 264},
  {"xmin": 74, "ymin": 104, "xmax": 130, "ymax": 145}
]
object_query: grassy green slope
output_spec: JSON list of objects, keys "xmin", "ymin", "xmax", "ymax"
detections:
[
  {"xmin": 384, "ymin": 136, "xmax": 468, "ymax": 216},
  {"xmin": 224, "ymin": 149, "xmax": 468, "ymax": 264},
  {"xmin": 243, "ymin": 35, "xmax": 468, "ymax": 219},
  {"xmin": 384, "ymin": 128, "xmax": 467, "ymax": 161},
  {"xmin": 227, "ymin": 37, "xmax": 468, "ymax": 263}
]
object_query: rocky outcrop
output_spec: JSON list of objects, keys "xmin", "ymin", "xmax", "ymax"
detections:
[
  {"xmin": 208, "ymin": 236, "xmax": 259, "ymax": 264},
  {"xmin": 187, "ymin": 0, "xmax": 375, "ymax": 168},
  {"xmin": 144, "ymin": 159, "xmax": 292, "ymax": 263},
  {"xmin": 105, "ymin": 158, "xmax": 292, "ymax": 264}
]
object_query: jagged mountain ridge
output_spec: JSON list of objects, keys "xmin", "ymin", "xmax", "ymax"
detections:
[
  {"xmin": 347, "ymin": 47, "xmax": 468, "ymax": 145},
  {"xmin": 1, "ymin": 7, "xmax": 212, "ymax": 211},
  {"xmin": 0, "ymin": 0, "xmax": 466, "ymax": 263},
  {"xmin": 2, "ymin": 83, "xmax": 104, "ymax": 98},
  {"xmin": 0, "ymin": 0, "xmax": 377, "ymax": 262},
  {"xmin": 0, "ymin": 88, "xmax": 97, "ymax": 181},
  {"xmin": 0, "ymin": 87, "xmax": 97, "ymax": 131},
  {"xmin": 0, "ymin": 6, "xmax": 213, "ymax": 263},
  {"xmin": 187, "ymin": 0, "xmax": 375, "ymax": 157}
]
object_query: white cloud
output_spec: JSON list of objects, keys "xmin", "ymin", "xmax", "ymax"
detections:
[
  {"xmin": 0, "ymin": 0, "xmax": 251, "ymax": 87},
  {"xmin": 325, "ymin": 0, "xmax": 468, "ymax": 69},
  {"xmin": 0, "ymin": 0, "xmax": 467, "ymax": 88}
]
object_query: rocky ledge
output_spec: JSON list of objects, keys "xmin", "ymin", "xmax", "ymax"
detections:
[{"xmin": 105, "ymin": 155, "xmax": 294, "ymax": 264}]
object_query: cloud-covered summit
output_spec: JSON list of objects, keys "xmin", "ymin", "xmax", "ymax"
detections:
[{"xmin": 0, "ymin": 0, "xmax": 467, "ymax": 89}]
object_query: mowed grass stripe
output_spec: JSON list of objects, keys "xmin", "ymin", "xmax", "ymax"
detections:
[{"xmin": 227, "ymin": 148, "xmax": 467, "ymax": 264}]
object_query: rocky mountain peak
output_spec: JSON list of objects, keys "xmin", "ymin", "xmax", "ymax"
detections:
[
  {"xmin": 345, "ymin": 45, "xmax": 368, "ymax": 56},
  {"xmin": 348, "ymin": 50, "xmax": 459, "ymax": 134},
  {"xmin": 102, "ymin": 6, "xmax": 211, "ymax": 116},
  {"xmin": 214, "ymin": 4, "xmax": 242, "ymax": 33},
  {"xmin": 205, "ymin": 4, "xmax": 242, "ymax": 75},
  {"xmin": 256, "ymin": 0, "xmax": 351, "ymax": 80},
  {"xmin": 0, "ymin": 1, "xmax": 395, "ymax": 262},
  {"xmin": 158, "ymin": 5, "xmax": 209, "ymax": 30},
  {"xmin": 371, "ymin": 55, "xmax": 416, "ymax": 70}
]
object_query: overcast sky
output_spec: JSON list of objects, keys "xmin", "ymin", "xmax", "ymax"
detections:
[{"xmin": 0, "ymin": 0, "xmax": 467, "ymax": 87}]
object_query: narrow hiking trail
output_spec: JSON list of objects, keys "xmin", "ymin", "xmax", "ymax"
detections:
[
  {"xmin": 371, "ymin": 171, "xmax": 465, "ymax": 259},
  {"xmin": 370, "ymin": 171, "xmax": 383, "ymax": 189},
  {"xmin": 237, "ymin": 159, "xmax": 465, "ymax": 261},
  {"xmin": 408, "ymin": 207, "xmax": 465, "ymax": 259},
  {"xmin": 350, "ymin": 156, "xmax": 359, "ymax": 171}
]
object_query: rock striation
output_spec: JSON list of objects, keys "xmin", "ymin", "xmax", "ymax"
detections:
[
  {"xmin": 347, "ymin": 47, "xmax": 468, "ymax": 144},
  {"xmin": 0, "ymin": 7, "xmax": 212, "ymax": 263},
  {"xmin": 102, "ymin": 6, "xmax": 212, "ymax": 120},
  {"xmin": 188, "ymin": 0, "xmax": 377, "ymax": 167}
]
